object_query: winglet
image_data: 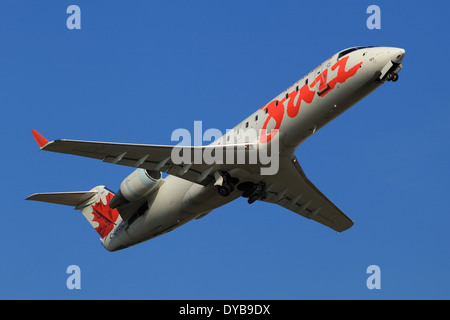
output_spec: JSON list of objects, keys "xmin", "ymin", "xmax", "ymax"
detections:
[{"xmin": 31, "ymin": 129, "xmax": 49, "ymax": 148}]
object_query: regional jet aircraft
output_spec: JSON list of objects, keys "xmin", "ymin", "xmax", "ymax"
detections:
[{"xmin": 27, "ymin": 46, "xmax": 405, "ymax": 251}]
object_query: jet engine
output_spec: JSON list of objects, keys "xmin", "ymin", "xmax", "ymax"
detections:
[{"xmin": 109, "ymin": 168, "xmax": 162, "ymax": 209}]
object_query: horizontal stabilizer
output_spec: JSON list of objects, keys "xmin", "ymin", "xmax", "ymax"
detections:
[
  {"xmin": 26, "ymin": 186, "xmax": 123, "ymax": 239},
  {"xmin": 26, "ymin": 191, "xmax": 97, "ymax": 207}
]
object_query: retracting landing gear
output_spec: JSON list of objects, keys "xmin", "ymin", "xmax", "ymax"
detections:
[
  {"xmin": 386, "ymin": 72, "xmax": 399, "ymax": 82},
  {"xmin": 214, "ymin": 171, "xmax": 239, "ymax": 197},
  {"xmin": 379, "ymin": 59, "xmax": 401, "ymax": 83},
  {"xmin": 237, "ymin": 181, "xmax": 268, "ymax": 204}
]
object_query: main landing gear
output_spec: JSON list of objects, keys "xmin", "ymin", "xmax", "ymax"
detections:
[
  {"xmin": 213, "ymin": 171, "xmax": 267, "ymax": 205},
  {"xmin": 237, "ymin": 181, "xmax": 268, "ymax": 204},
  {"xmin": 214, "ymin": 171, "xmax": 239, "ymax": 197}
]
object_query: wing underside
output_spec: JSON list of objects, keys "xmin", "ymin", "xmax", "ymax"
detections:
[
  {"xmin": 229, "ymin": 156, "xmax": 354, "ymax": 232},
  {"xmin": 40, "ymin": 137, "xmax": 259, "ymax": 186},
  {"xmin": 32, "ymin": 131, "xmax": 353, "ymax": 232}
]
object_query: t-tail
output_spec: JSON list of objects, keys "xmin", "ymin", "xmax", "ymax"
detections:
[{"xmin": 26, "ymin": 186, "xmax": 122, "ymax": 245}]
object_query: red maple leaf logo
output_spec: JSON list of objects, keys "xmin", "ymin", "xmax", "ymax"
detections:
[{"xmin": 90, "ymin": 193, "xmax": 120, "ymax": 238}]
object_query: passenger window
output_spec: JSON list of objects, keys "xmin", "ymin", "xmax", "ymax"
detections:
[
  {"xmin": 245, "ymin": 122, "xmax": 249, "ymax": 128},
  {"xmin": 265, "ymin": 108, "xmax": 268, "ymax": 114},
  {"xmin": 255, "ymin": 115, "xmax": 258, "ymax": 121}
]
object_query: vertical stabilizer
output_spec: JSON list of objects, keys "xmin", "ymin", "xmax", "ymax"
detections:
[{"xmin": 78, "ymin": 186, "xmax": 122, "ymax": 238}]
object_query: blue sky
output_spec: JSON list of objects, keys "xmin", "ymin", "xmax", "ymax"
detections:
[{"xmin": 1, "ymin": 1, "xmax": 449, "ymax": 299}]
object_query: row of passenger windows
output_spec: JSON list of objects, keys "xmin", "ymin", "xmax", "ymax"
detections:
[
  {"xmin": 228, "ymin": 77, "xmax": 312, "ymax": 141},
  {"xmin": 225, "ymin": 46, "xmax": 375, "ymax": 143},
  {"xmin": 261, "ymin": 78, "xmax": 309, "ymax": 114}
]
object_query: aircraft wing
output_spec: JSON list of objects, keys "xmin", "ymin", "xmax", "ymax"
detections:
[
  {"xmin": 231, "ymin": 156, "xmax": 354, "ymax": 232},
  {"xmin": 31, "ymin": 130, "xmax": 258, "ymax": 187},
  {"xmin": 31, "ymin": 130, "xmax": 353, "ymax": 232},
  {"xmin": 263, "ymin": 156, "xmax": 353, "ymax": 232}
]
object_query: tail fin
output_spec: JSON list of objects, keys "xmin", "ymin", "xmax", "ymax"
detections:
[{"xmin": 26, "ymin": 186, "xmax": 122, "ymax": 239}]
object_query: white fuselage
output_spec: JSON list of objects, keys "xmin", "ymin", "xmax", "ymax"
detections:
[{"xmin": 103, "ymin": 46, "xmax": 404, "ymax": 251}]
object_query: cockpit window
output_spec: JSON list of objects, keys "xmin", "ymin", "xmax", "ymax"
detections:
[{"xmin": 337, "ymin": 46, "xmax": 376, "ymax": 59}]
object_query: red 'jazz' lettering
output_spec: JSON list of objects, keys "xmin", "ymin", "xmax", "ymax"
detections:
[
  {"xmin": 325, "ymin": 56, "xmax": 363, "ymax": 95},
  {"xmin": 260, "ymin": 56, "xmax": 363, "ymax": 143},
  {"xmin": 310, "ymin": 69, "xmax": 329, "ymax": 93},
  {"xmin": 286, "ymin": 83, "xmax": 315, "ymax": 118},
  {"xmin": 259, "ymin": 99, "xmax": 285, "ymax": 143}
]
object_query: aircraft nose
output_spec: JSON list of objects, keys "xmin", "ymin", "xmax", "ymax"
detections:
[{"xmin": 387, "ymin": 47, "xmax": 405, "ymax": 64}]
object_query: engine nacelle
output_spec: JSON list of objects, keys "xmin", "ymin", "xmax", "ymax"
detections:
[{"xmin": 109, "ymin": 169, "xmax": 162, "ymax": 209}]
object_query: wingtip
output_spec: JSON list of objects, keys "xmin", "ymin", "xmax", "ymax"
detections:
[{"xmin": 31, "ymin": 129, "xmax": 49, "ymax": 148}]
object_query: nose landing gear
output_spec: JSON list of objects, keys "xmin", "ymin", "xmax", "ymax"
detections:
[{"xmin": 386, "ymin": 72, "xmax": 399, "ymax": 82}]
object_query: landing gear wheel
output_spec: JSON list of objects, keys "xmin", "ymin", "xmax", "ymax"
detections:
[
  {"xmin": 217, "ymin": 184, "xmax": 232, "ymax": 197},
  {"xmin": 392, "ymin": 73, "xmax": 399, "ymax": 82},
  {"xmin": 248, "ymin": 194, "xmax": 259, "ymax": 204},
  {"xmin": 216, "ymin": 171, "xmax": 239, "ymax": 197},
  {"xmin": 237, "ymin": 181, "xmax": 267, "ymax": 204},
  {"xmin": 386, "ymin": 73, "xmax": 394, "ymax": 81}
]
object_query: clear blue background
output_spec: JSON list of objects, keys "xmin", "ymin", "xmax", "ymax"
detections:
[{"xmin": 1, "ymin": 0, "xmax": 449, "ymax": 299}]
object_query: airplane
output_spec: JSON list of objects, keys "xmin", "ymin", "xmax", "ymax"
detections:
[{"xmin": 26, "ymin": 46, "xmax": 405, "ymax": 251}]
